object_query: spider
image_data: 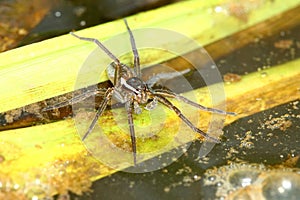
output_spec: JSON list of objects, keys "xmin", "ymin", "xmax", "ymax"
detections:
[{"xmin": 43, "ymin": 19, "xmax": 236, "ymax": 165}]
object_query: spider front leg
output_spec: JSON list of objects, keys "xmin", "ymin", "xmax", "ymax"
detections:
[
  {"xmin": 125, "ymin": 100, "xmax": 137, "ymax": 165},
  {"xmin": 124, "ymin": 19, "xmax": 141, "ymax": 78},
  {"xmin": 155, "ymin": 95, "xmax": 220, "ymax": 143},
  {"xmin": 70, "ymin": 32, "xmax": 120, "ymax": 65},
  {"xmin": 82, "ymin": 88, "xmax": 114, "ymax": 140},
  {"xmin": 69, "ymin": 32, "xmax": 122, "ymax": 87}
]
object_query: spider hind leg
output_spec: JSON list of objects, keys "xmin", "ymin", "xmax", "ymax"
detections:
[{"xmin": 155, "ymin": 95, "xmax": 220, "ymax": 143}]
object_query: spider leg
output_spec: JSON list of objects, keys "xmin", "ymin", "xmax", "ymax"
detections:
[
  {"xmin": 155, "ymin": 95, "xmax": 220, "ymax": 143},
  {"xmin": 70, "ymin": 32, "xmax": 120, "ymax": 65},
  {"xmin": 123, "ymin": 19, "xmax": 141, "ymax": 78},
  {"xmin": 70, "ymin": 32, "xmax": 122, "ymax": 87},
  {"xmin": 42, "ymin": 89, "xmax": 106, "ymax": 111},
  {"xmin": 125, "ymin": 99, "xmax": 137, "ymax": 165},
  {"xmin": 153, "ymin": 89, "xmax": 236, "ymax": 116},
  {"xmin": 82, "ymin": 88, "xmax": 114, "ymax": 140}
]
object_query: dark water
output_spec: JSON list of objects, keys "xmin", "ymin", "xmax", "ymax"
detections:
[{"xmin": 20, "ymin": 0, "xmax": 180, "ymax": 46}]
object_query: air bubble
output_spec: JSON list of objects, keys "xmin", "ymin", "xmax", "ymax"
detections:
[
  {"xmin": 164, "ymin": 187, "xmax": 170, "ymax": 193},
  {"xmin": 216, "ymin": 181, "xmax": 223, "ymax": 187},
  {"xmin": 229, "ymin": 170, "xmax": 260, "ymax": 187},
  {"xmin": 193, "ymin": 175, "xmax": 200, "ymax": 180},
  {"xmin": 262, "ymin": 173, "xmax": 300, "ymax": 200},
  {"xmin": 54, "ymin": 11, "xmax": 61, "ymax": 18},
  {"xmin": 80, "ymin": 20, "xmax": 86, "ymax": 26},
  {"xmin": 201, "ymin": 162, "xmax": 300, "ymax": 199},
  {"xmin": 208, "ymin": 175, "xmax": 216, "ymax": 182}
]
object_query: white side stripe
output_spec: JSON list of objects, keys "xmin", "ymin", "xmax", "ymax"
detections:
[{"xmin": 120, "ymin": 78, "xmax": 139, "ymax": 93}]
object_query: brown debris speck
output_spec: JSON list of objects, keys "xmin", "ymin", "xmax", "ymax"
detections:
[
  {"xmin": 274, "ymin": 39, "xmax": 293, "ymax": 49},
  {"xmin": 223, "ymin": 73, "xmax": 241, "ymax": 83},
  {"xmin": 0, "ymin": 155, "xmax": 5, "ymax": 163}
]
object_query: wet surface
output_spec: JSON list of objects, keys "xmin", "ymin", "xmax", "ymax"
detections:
[
  {"xmin": 69, "ymin": 100, "xmax": 299, "ymax": 200},
  {"xmin": 1, "ymin": 1, "xmax": 300, "ymax": 200}
]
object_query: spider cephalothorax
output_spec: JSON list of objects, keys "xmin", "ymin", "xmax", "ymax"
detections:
[{"xmin": 43, "ymin": 19, "xmax": 235, "ymax": 165}]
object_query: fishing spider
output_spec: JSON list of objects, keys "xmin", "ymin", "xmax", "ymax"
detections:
[{"xmin": 43, "ymin": 19, "xmax": 235, "ymax": 165}]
